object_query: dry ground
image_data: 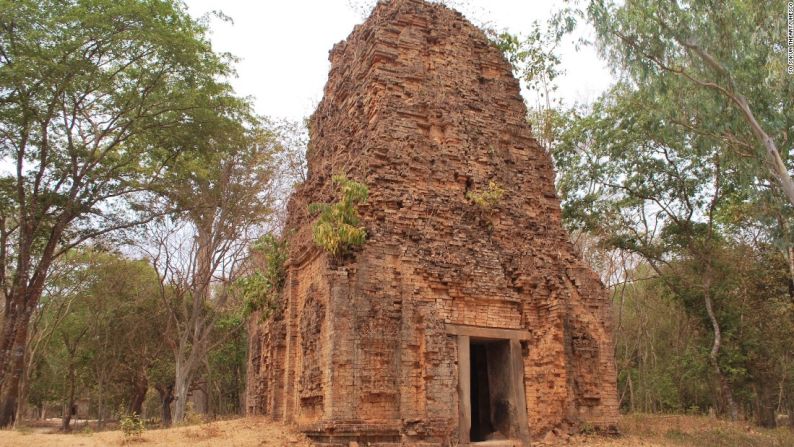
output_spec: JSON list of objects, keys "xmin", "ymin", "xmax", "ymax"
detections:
[
  {"xmin": 0, "ymin": 417, "xmax": 311, "ymax": 447},
  {"xmin": 1, "ymin": 414, "xmax": 792, "ymax": 446},
  {"xmin": 568, "ymin": 413, "xmax": 794, "ymax": 447}
]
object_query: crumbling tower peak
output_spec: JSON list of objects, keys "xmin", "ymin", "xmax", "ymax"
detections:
[{"xmin": 247, "ymin": 0, "xmax": 618, "ymax": 444}]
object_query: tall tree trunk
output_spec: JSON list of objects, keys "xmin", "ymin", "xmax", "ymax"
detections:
[
  {"xmin": 156, "ymin": 384, "xmax": 174, "ymax": 427},
  {"xmin": 15, "ymin": 357, "xmax": 30, "ymax": 425},
  {"xmin": 0, "ymin": 306, "xmax": 32, "ymax": 428},
  {"xmin": 172, "ymin": 225, "xmax": 213, "ymax": 424},
  {"xmin": 774, "ymin": 216, "xmax": 794, "ymax": 301},
  {"xmin": 788, "ymin": 398, "xmax": 794, "ymax": 429},
  {"xmin": 173, "ymin": 357, "xmax": 196, "ymax": 423},
  {"xmin": 61, "ymin": 403, "xmax": 73, "ymax": 432},
  {"xmin": 128, "ymin": 371, "xmax": 148, "ymax": 416},
  {"xmin": 0, "ymin": 228, "xmax": 61, "ymax": 428},
  {"xmin": 627, "ymin": 372, "xmax": 635, "ymax": 413}
]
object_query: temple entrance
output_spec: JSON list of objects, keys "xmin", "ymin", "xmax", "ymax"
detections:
[
  {"xmin": 449, "ymin": 325, "xmax": 531, "ymax": 446},
  {"xmin": 470, "ymin": 340, "xmax": 512, "ymax": 441}
]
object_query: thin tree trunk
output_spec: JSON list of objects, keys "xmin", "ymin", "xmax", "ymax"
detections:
[
  {"xmin": 62, "ymin": 366, "xmax": 76, "ymax": 432},
  {"xmin": 773, "ymin": 216, "xmax": 794, "ymax": 301},
  {"xmin": 703, "ymin": 284, "xmax": 738, "ymax": 420},
  {"xmin": 788, "ymin": 398, "xmax": 794, "ymax": 429},
  {"xmin": 627, "ymin": 372, "xmax": 635, "ymax": 413},
  {"xmin": 97, "ymin": 378, "xmax": 104, "ymax": 429}
]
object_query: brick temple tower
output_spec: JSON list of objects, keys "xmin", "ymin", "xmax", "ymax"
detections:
[{"xmin": 246, "ymin": 0, "xmax": 619, "ymax": 444}]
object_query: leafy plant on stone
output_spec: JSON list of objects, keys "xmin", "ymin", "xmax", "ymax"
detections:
[
  {"xmin": 309, "ymin": 175, "xmax": 369, "ymax": 256},
  {"xmin": 466, "ymin": 181, "xmax": 505, "ymax": 210},
  {"xmin": 491, "ymin": 7, "xmax": 577, "ymax": 151},
  {"xmin": 237, "ymin": 235, "xmax": 287, "ymax": 319}
]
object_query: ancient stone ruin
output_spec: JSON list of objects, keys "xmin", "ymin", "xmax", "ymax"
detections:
[{"xmin": 246, "ymin": 0, "xmax": 618, "ymax": 444}]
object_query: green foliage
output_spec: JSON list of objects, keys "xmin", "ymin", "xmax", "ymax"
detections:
[
  {"xmin": 549, "ymin": 1, "xmax": 794, "ymax": 423},
  {"xmin": 0, "ymin": 0, "xmax": 241, "ymax": 424},
  {"xmin": 26, "ymin": 249, "xmax": 168, "ymax": 424},
  {"xmin": 614, "ymin": 271, "xmax": 713, "ymax": 413},
  {"xmin": 466, "ymin": 181, "xmax": 505, "ymax": 210},
  {"xmin": 585, "ymin": 0, "xmax": 794, "ymax": 225},
  {"xmin": 611, "ymin": 243, "xmax": 794, "ymax": 422},
  {"xmin": 492, "ymin": 8, "xmax": 578, "ymax": 149},
  {"xmin": 237, "ymin": 235, "xmax": 287, "ymax": 319},
  {"xmin": 206, "ymin": 321, "xmax": 247, "ymax": 415},
  {"xmin": 120, "ymin": 412, "xmax": 145, "ymax": 438},
  {"xmin": 0, "ymin": 0, "xmax": 236, "ymax": 249},
  {"xmin": 309, "ymin": 175, "xmax": 369, "ymax": 256}
]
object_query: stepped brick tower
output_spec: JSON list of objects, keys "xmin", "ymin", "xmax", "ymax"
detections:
[{"xmin": 246, "ymin": 0, "xmax": 618, "ymax": 445}]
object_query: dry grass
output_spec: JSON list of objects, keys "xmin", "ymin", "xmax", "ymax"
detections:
[
  {"xmin": 1, "ymin": 414, "xmax": 792, "ymax": 446},
  {"xmin": 0, "ymin": 417, "xmax": 311, "ymax": 447},
  {"xmin": 567, "ymin": 414, "xmax": 794, "ymax": 447},
  {"xmin": 182, "ymin": 421, "xmax": 223, "ymax": 440}
]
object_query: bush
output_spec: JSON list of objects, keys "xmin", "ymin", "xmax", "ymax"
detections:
[
  {"xmin": 120, "ymin": 412, "xmax": 145, "ymax": 439},
  {"xmin": 466, "ymin": 181, "xmax": 504, "ymax": 210},
  {"xmin": 182, "ymin": 401, "xmax": 204, "ymax": 426},
  {"xmin": 238, "ymin": 234, "xmax": 287, "ymax": 319},
  {"xmin": 309, "ymin": 175, "xmax": 369, "ymax": 256}
]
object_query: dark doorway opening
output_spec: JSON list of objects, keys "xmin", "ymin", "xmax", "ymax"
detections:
[
  {"xmin": 470, "ymin": 342, "xmax": 494, "ymax": 441},
  {"xmin": 453, "ymin": 327, "xmax": 531, "ymax": 445},
  {"xmin": 470, "ymin": 340, "xmax": 513, "ymax": 442}
]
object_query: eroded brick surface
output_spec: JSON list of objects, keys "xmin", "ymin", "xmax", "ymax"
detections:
[{"xmin": 246, "ymin": 0, "xmax": 618, "ymax": 444}]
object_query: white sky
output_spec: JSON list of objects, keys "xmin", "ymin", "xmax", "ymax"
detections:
[{"xmin": 184, "ymin": 0, "xmax": 613, "ymax": 121}]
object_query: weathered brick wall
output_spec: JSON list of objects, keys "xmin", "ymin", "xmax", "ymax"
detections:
[{"xmin": 246, "ymin": 0, "xmax": 618, "ymax": 443}]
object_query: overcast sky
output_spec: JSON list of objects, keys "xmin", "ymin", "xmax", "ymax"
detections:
[{"xmin": 184, "ymin": 0, "xmax": 613, "ymax": 121}]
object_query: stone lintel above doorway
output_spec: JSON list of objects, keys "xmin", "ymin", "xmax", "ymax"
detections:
[{"xmin": 445, "ymin": 324, "xmax": 530, "ymax": 341}]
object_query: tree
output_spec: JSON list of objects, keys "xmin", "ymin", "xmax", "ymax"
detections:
[
  {"xmin": 553, "ymin": 75, "xmax": 794, "ymax": 422},
  {"xmin": 586, "ymin": 0, "xmax": 794, "ymax": 227},
  {"xmin": 23, "ymin": 249, "xmax": 164, "ymax": 429},
  {"xmin": 204, "ymin": 313, "xmax": 248, "ymax": 416},
  {"xmin": 0, "ymin": 0, "xmax": 235, "ymax": 426},
  {"xmin": 144, "ymin": 108, "xmax": 281, "ymax": 423},
  {"xmin": 17, "ymin": 250, "xmax": 88, "ymax": 422},
  {"xmin": 554, "ymin": 82, "xmax": 746, "ymax": 417},
  {"xmin": 541, "ymin": 1, "xmax": 794, "ymax": 421},
  {"xmin": 78, "ymin": 252, "xmax": 163, "ymax": 427},
  {"xmin": 608, "ymin": 241, "xmax": 794, "ymax": 425},
  {"xmin": 492, "ymin": 7, "xmax": 577, "ymax": 151}
]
